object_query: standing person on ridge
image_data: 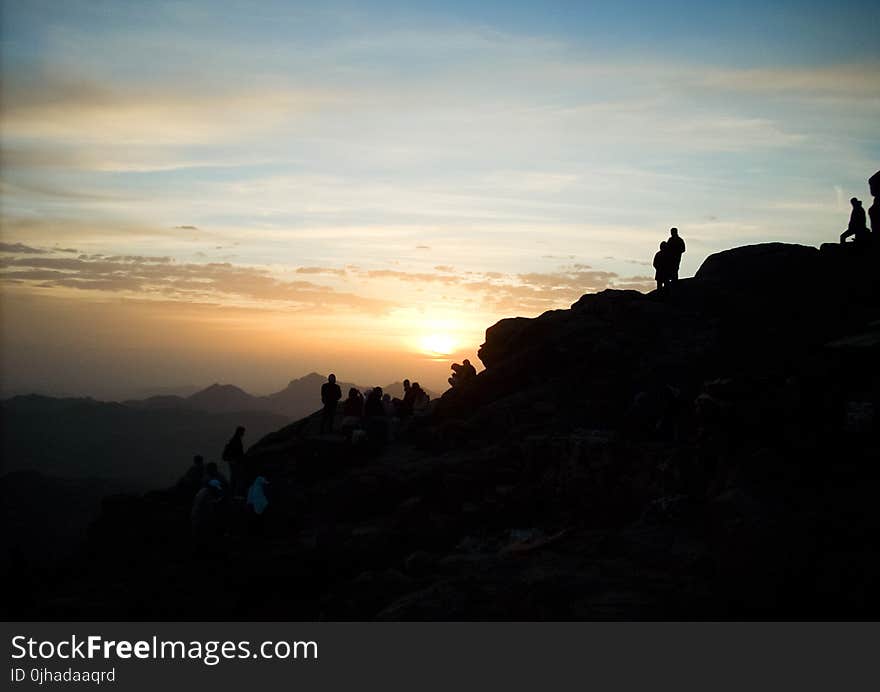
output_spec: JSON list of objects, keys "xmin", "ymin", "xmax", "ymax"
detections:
[
  {"xmin": 221, "ymin": 426, "xmax": 246, "ymax": 497},
  {"xmin": 653, "ymin": 241, "xmax": 671, "ymax": 292},
  {"xmin": 401, "ymin": 379, "xmax": 416, "ymax": 417},
  {"xmin": 320, "ymin": 373, "xmax": 342, "ymax": 434},
  {"xmin": 666, "ymin": 227, "xmax": 686, "ymax": 283},
  {"xmin": 869, "ymin": 171, "xmax": 880, "ymax": 240}
]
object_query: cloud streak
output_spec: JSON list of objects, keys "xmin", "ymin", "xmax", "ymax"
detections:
[{"xmin": 0, "ymin": 253, "xmax": 393, "ymax": 315}]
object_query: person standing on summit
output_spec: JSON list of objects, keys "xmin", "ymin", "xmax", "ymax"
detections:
[
  {"xmin": 666, "ymin": 227, "xmax": 686, "ymax": 284},
  {"xmin": 222, "ymin": 426, "xmax": 246, "ymax": 497},
  {"xmin": 869, "ymin": 171, "xmax": 880, "ymax": 239},
  {"xmin": 320, "ymin": 373, "xmax": 342, "ymax": 434}
]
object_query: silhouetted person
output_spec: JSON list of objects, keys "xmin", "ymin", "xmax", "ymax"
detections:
[
  {"xmin": 343, "ymin": 387, "xmax": 363, "ymax": 417},
  {"xmin": 176, "ymin": 454, "xmax": 205, "ymax": 498},
  {"xmin": 191, "ymin": 479, "xmax": 225, "ymax": 551},
  {"xmin": 448, "ymin": 359, "xmax": 477, "ymax": 388},
  {"xmin": 666, "ymin": 227, "xmax": 686, "ymax": 282},
  {"xmin": 204, "ymin": 461, "xmax": 230, "ymax": 494},
  {"xmin": 449, "ymin": 365, "xmax": 462, "ymax": 387},
  {"xmin": 410, "ymin": 382, "xmax": 430, "ymax": 414},
  {"xmin": 840, "ymin": 197, "xmax": 869, "ymax": 245},
  {"xmin": 364, "ymin": 386, "xmax": 385, "ymax": 418},
  {"xmin": 868, "ymin": 171, "xmax": 879, "ymax": 242},
  {"xmin": 382, "ymin": 392, "xmax": 395, "ymax": 416},
  {"xmin": 320, "ymin": 373, "xmax": 342, "ymax": 433},
  {"xmin": 222, "ymin": 426, "xmax": 246, "ymax": 497},
  {"xmin": 401, "ymin": 379, "xmax": 417, "ymax": 417},
  {"xmin": 653, "ymin": 241, "xmax": 672, "ymax": 291},
  {"xmin": 362, "ymin": 386, "xmax": 388, "ymax": 445},
  {"xmin": 341, "ymin": 387, "xmax": 364, "ymax": 436}
]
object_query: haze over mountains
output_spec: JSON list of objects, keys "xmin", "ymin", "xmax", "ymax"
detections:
[
  {"xmin": 124, "ymin": 373, "xmax": 436, "ymax": 420},
  {"xmin": 0, "ymin": 373, "xmax": 440, "ymax": 488}
]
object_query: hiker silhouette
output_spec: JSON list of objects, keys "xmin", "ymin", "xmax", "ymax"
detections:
[
  {"xmin": 320, "ymin": 373, "xmax": 342, "ymax": 434},
  {"xmin": 666, "ymin": 227, "xmax": 686, "ymax": 282},
  {"xmin": 448, "ymin": 359, "xmax": 477, "ymax": 388},
  {"xmin": 840, "ymin": 197, "xmax": 870, "ymax": 245},
  {"xmin": 364, "ymin": 386, "xmax": 385, "ymax": 418},
  {"xmin": 869, "ymin": 170, "xmax": 879, "ymax": 240},
  {"xmin": 176, "ymin": 454, "xmax": 205, "ymax": 499},
  {"xmin": 409, "ymin": 382, "xmax": 430, "ymax": 413},
  {"xmin": 191, "ymin": 477, "xmax": 226, "ymax": 552},
  {"xmin": 653, "ymin": 241, "xmax": 672, "ymax": 291},
  {"xmin": 221, "ymin": 426, "xmax": 246, "ymax": 496}
]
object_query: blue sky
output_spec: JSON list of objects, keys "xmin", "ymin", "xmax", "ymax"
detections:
[{"xmin": 1, "ymin": 0, "xmax": 878, "ymax": 397}]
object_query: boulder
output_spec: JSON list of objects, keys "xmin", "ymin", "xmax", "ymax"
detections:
[{"xmin": 694, "ymin": 242, "xmax": 819, "ymax": 290}]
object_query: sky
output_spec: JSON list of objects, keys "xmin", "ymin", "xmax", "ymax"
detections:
[{"xmin": 1, "ymin": 0, "xmax": 878, "ymax": 399}]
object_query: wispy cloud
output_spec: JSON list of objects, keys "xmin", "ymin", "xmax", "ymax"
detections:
[
  {"xmin": 0, "ymin": 242, "xmax": 49, "ymax": 254},
  {"xmin": 0, "ymin": 253, "xmax": 394, "ymax": 314},
  {"xmin": 295, "ymin": 266, "xmax": 347, "ymax": 276}
]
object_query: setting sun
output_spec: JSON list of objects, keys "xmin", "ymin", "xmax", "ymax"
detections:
[{"xmin": 420, "ymin": 333, "xmax": 457, "ymax": 356}]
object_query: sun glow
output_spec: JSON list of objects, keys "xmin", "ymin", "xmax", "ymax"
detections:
[{"xmin": 420, "ymin": 332, "xmax": 457, "ymax": 356}]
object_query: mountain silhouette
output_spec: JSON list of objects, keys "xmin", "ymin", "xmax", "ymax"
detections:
[
  {"xmin": 7, "ymin": 241, "xmax": 880, "ymax": 620},
  {"xmin": 0, "ymin": 395, "xmax": 288, "ymax": 486},
  {"xmin": 184, "ymin": 383, "xmax": 258, "ymax": 413},
  {"xmin": 123, "ymin": 374, "xmax": 439, "ymax": 420}
]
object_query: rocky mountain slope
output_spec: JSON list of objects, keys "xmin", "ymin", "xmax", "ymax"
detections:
[{"xmin": 8, "ymin": 242, "xmax": 880, "ymax": 620}]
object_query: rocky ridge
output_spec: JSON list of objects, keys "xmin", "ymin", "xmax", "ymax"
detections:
[{"xmin": 8, "ymin": 242, "xmax": 880, "ymax": 620}]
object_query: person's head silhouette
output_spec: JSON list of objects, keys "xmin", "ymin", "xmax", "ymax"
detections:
[
  {"xmin": 851, "ymin": 197, "xmax": 862, "ymax": 208},
  {"xmin": 660, "ymin": 241, "xmax": 667, "ymax": 250},
  {"xmin": 670, "ymin": 227, "xmax": 679, "ymax": 237},
  {"xmin": 328, "ymin": 373, "xmax": 336, "ymax": 384},
  {"xmin": 235, "ymin": 426, "xmax": 245, "ymax": 437}
]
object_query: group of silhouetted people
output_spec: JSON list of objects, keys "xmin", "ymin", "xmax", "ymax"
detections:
[
  {"xmin": 649, "ymin": 172, "xmax": 880, "ymax": 287},
  {"xmin": 653, "ymin": 227, "xmax": 686, "ymax": 292},
  {"xmin": 178, "ymin": 425, "xmax": 271, "ymax": 552},
  {"xmin": 322, "ymin": 374, "xmax": 431, "ymax": 444}
]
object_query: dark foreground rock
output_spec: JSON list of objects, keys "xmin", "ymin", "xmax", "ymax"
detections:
[{"xmin": 7, "ymin": 242, "xmax": 880, "ymax": 620}]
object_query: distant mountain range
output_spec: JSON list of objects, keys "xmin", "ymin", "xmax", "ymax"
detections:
[
  {"xmin": 123, "ymin": 373, "xmax": 438, "ymax": 420},
  {"xmin": 0, "ymin": 373, "xmax": 440, "ymax": 488}
]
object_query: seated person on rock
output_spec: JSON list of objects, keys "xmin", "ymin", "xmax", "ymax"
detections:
[
  {"xmin": 176, "ymin": 454, "xmax": 205, "ymax": 498},
  {"xmin": 341, "ymin": 387, "xmax": 364, "ymax": 435},
  {"xmin": 204, "ymin": 462, "xmax": 231, "ymax": 495},
  {"xmin": 840, "ymin": 197, "xmax": 870, "ymax": 245},
  {"xmin": 448, "ymin": 359, "xmax": 477, "ymax": 388}
]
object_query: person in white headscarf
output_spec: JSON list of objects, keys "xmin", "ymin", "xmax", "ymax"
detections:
[{"xmin": 246, "ymin": 476, "xmax": 270, "ymax": 536}]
